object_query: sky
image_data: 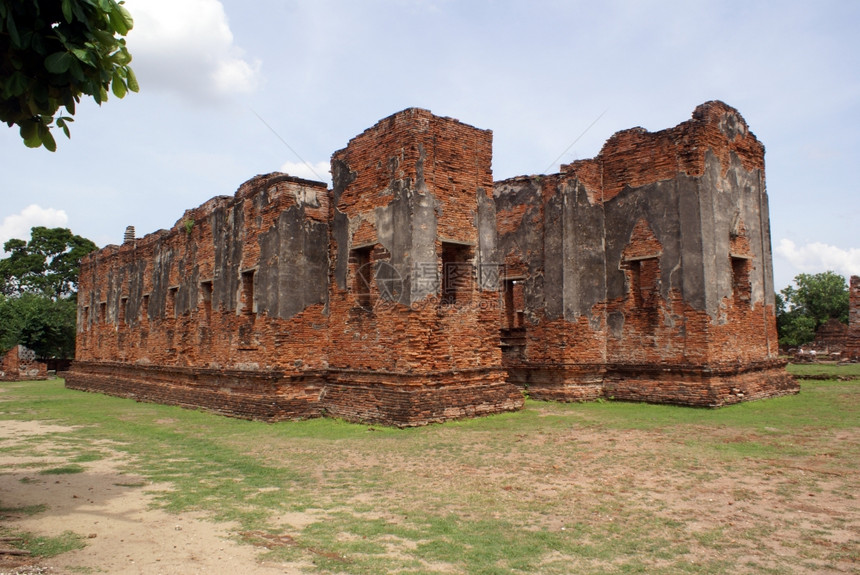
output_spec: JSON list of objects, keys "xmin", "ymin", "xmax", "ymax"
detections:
[{"xmin": 1, "ymin": 0, "xmax": 858, "ymax": 291}]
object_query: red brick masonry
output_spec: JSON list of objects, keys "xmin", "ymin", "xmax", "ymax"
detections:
[
  {"xmin": 0, "ymin": 345, "xmax": 48, "ymax": 381},
  {"xmin": 67, "ymin": 102, "xmax": 797, "ymax": 425},
  {"xmin": 846, "ymin": 276, "xmax": 860, "ymax": 360}
]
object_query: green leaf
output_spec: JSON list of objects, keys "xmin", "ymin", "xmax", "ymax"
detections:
[
  {"xmin": 63, "ymin": 93, "xmax": 77, "ymax": 116},
  {"xmin": 70, "ymin": 48, "xmax": 95, "ymax": 67},
  {"xmin": 6, "ymin": 10, "xmax": 20, "ymax": 47},
  {"xmin": 71, "ymin": 1, "xmax": 88, "ymax": 24},
  {"xmin": 110, "ymin": 47, "xmax": 132, "ymax": 66},
  {"xmin": 20, "ymin": 121, "xmax": 40, "ymax": 148},
  {"xmin": 56, "ymin": 117, "xmax": 73, "ymax": 139},
  {"xmin": 4, "ymin": 71, "xmax": 29, "ymax": 98},
  {"xmin": 62, "ymin": 0, "xmax": 74, "ymax": 23},
  {"xmin": 109, "ymin": 5, "xmax": 130, "ymax": 36},
  {"xmin": 111, "ymin": 71, "xmax": 127, "ymax": 98},
  {"xmin": 92, "ymin": 29, "xmax": 118, "ymax": 49},
  {"xmin": 45, "ymin": 52, "xmax": 74, "ymax": 74},
  {"xmin": 117, "ymin": 3, "xmax": 134, "ymax": 32},
  {"xmin": 38, "ymin": 122, "xmax": 57, "ymax": 152},
  {"xmin": 126, "ymin": 67, "xmax": 139, "ymax": 92},
  {"xmin": 67, "ymin": 58, "xmax": 85, "ymax": 82}
]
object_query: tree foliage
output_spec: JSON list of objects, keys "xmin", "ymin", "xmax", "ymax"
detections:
[
  {"xmin": 776, "ymin": 271, "xmax": 849, "ymax": 347},
  {"xmin": 0, "ymin": 0, "xmax": 137, "ymax": 151},
  {"xmin": 1, "ymin": 226, "xmax": 97, "ymax": 300},
  {"xmin": 0, "ymin": 227, "xmax": 96, "ymax": 358},
  {"xmin": 0, "ymin": 293, "xmax": 77, "ymax": 358}
]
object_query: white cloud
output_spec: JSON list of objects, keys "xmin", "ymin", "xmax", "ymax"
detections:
[
  {"xmin": 125, "ymin": 0, "xmax": 262, "ymax": 101},
  {"xmin": 0, "ymin": 205, "xmax": 68, "ymax": 253},
  {"xmin": 279, "ymin": 161, "xmax": 331, "ymax": 187},
  {"xmin": 775, "ymin": 239, "xmax": 860, "ymax": 281}
]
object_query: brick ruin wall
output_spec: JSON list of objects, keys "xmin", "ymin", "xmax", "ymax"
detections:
[
  {"xmin": 67, "ymin": 102, "xmax": 796, "ymax": 423},
  {"xmin": 67, "ymin": 110, "xmax": 524, "ymax": 425},
  {"xmin": 323, "ymin": 109, "xmax": 521, "ymax": 421},
  {"xmin": 0, "ymin": 345, "xmax": 49, "ymax": 381},
  {"xmin": 847, "ymin": 276, "xmax": 860, "ymax": 360},
  {"xmin": 495, "ymin": 101, "xmax": 794, "ymax": 406}
]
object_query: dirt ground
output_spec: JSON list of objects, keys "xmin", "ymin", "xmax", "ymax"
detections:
[
  {"xmin": 0, "ymin": 420, "xmax": 304, "ymax": 575},
  {"xmin": 1, "ymin": 416, "xmax": 858, "ymax": 574}
]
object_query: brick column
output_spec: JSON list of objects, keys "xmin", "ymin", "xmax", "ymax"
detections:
[{"xmin": 846, "ymin": 276, "xmax": 860, "ymax": 360}]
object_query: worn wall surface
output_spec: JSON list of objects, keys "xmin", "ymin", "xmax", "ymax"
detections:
[
  {"xmin": 324, "ymin": 109, "xmax": 520, "ymax": 422},
  {"xmin": 67, "ymin": 174, "xmax": 333, "ymax": 421},
  {"xmin": 73, "ymin": 173, "xmax": 330, "ymax": 373},
  {"xmin": 0, "ymin": 346, "xmax": 48, "ymax": 381},
  {"xmin": 68, "ymin": 102, "xmax": 795, "ymax": 423},
  {"xmin": 68, "ymin": 111, "xmax": 523, "ymax": 425},
  {"xmin": 494, "ymin": 101, "xmax": 794, "ymax": 405},
  {"xmin": 847, "ymin": 276, "xmax": 860, "ymax": 360}
]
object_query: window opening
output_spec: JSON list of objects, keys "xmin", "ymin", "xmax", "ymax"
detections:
[
  {"xmin": 119, "ymin": 297, "xmax": 128, "ymax": 323},
  {"xmin": 441, "ymin": 242, "xmax": 473, "ymax": 305},
  {"xmin": 351, "ymin": 246, "xmax": 374, "ymax": 309},
  {"xmin": 503, "ymin": 279, "xmax": 525, "ymax": 329},
  {"xmin": 166, "ymin": 287, "xmax": 178, "ymax": 318},
  {"xmin": 240, "ymin": 270, "xmax": 256, "ymax": 315},
  {"xmin": 200, "ymin": 280, "xmax": 213, "ymax": 324},
  {"xmin": 731, "ymin": 256, "xmax": 751, "ymax": 303},
  {"xmin": 98, "ymin": 302, "xmax": 106, "ymax": 324},
  {"xmin": 628, "ymin": 257, "xmax": 660, "ymax": 309}
]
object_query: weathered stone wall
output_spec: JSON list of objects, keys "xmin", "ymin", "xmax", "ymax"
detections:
[
  {"xmin": 73, "ymin": 173, "xmax": 331, "ymax": 374},
  {"xmin": 847, "ymin": 276, "xmax": 860, "ymax": 360},
  {"xmin": 494, "ymin": 101, "xmax": 792, "ymax": 402},
  {"xmin": 0, "ymin": 345, "xmax": 48, "ymax": 381},
  {"xmin": 810, "ymin": 318, "xmax": 848, "ymax": 354},
  {"xmin": 324, "ymin": 109, "xmax": 521, "ymax": 421},
  {"xmin": 69, "ymin": 110, "xmax": 523, "ymax": 425},
  {"xmin": 68, "ymin": 174, "xmax": 334, "ymax": 418},
  {"xmin": 68, "ymin": 102, "xmax": 794, "ymax": 425}
]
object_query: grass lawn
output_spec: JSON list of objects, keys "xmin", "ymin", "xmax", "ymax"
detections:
[{"xmin": 0, "ymin": 363, "xmax": 857, "ymax": 574}]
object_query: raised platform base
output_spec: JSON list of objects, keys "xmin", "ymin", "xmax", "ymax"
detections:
[
  {"xmin": 65, "ymin": 362, "xmax": 524, "ymax": 426},
  {"xmin": 604, "ymin": 360, "xmax": 799, "ymax": 407},
  {"xmin": 506, "ymin": 360, "xmax": 797, "ymax": 407},
  {"xmin": 65, "ymin": 358, "xmax": 797, "ymax": 426},
  {"xmin": 65, "ymin": 361, "xmax": 324, "ymax": 421},
  {"xmin": 324, "ymin": 367, "xmax": 523, "ymax": 427}
]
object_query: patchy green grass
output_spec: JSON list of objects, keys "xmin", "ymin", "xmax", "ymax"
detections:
[
  {"xmin": 787, "ymin": 362, "xmax": 860, "ymax": 378},
  {"xmin": 38, "ymin": 464, "xmax": 85, "ymax": 475},
  {"xmin": 0, "ymin": 503, "xmax": 47, "ymax": 517},
  {"xmin": 70, "ymin": 451, "xmax": 104, "ymax": 463},
  {"xmin": 0, "ymin": 527, "xmax": 85, "ymax": 558},
  {"xmin": 0, "ymin": 369, "xmax": 857, "ymax": 574}
]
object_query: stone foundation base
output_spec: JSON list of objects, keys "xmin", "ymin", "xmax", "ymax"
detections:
[
  {"xmin": 65, "ymin": 362, "xmax": 523, "ymax": 426},
  {"xmin": 65, "ymin": 359, "xmax": 796, "ymax": 425},
  {"xmin": 323, "ymin": 368, "xmax": 523, "ymax": 427},
  {"xmin": 65, "ymin": 361, "xmax": 324, "ymax": 421},
  {"xmin": 507, "ymin": 364, "xmax": 605, "ymax": 402},
  {"xmin": 603, "ymin": 360, "xmax": 798, "ymax": 407},
  {"xmin": 506, "ymin": 360, "xmax": 797, "ymax": 407}
]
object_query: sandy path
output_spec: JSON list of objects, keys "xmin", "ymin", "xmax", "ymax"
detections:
[{"xmin": 0, "ymin": 421, "xmax": 304, "ymax": 575}]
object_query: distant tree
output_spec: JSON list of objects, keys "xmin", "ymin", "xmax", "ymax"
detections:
[
  {"xmin": 776, "ymin": 271, "xmax": 849, "ymax": 347},
  {"xmin": 0, "ymin": 0, "xmax": 138, "ymax": 151},
  {"xmin": 0, "ymin": 226, "xmax": 97, "ymax": 299},
  {"xmin": 0, "ymin": 293, "xmax": 76, "ymax": 358},
  {"xmin": 0, "ymin": 294, "xmax": 18, "ymax": 353}
]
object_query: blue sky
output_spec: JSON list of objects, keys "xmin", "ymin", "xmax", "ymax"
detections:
[{"xmin": 1, "ymin": 0, "xmax": 858, "ymax": 291}]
